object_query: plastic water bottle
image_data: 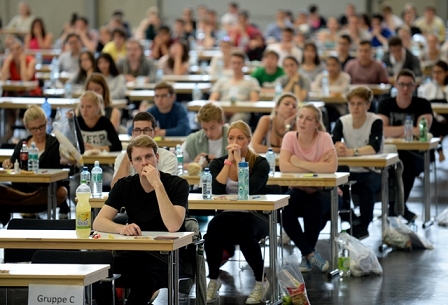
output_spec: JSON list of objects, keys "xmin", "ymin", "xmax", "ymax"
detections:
[
  {"xmin": 64, "ymin": 82, "xmax": 72, "ymax": 99},
  {"xmin": 266, "ymin": 147, "xmax": 276, "ymax": 176},
  {"xmin": 193, "ymin": 83, "xmax": 202, "ymax": 101},
  {"xmin": 80, "ymin": 166, "xmax": 91, "ymax": 187},
  {"xmin": 50, "ymin": 57, "xmax": 59, "ymax": 88},
  {"xmin": 200, "ymin": 61, "xmax": 207, "ymax": 75},
  {"xmin": 275, "ymin": 83, "xmax": 283, "ymax": 98},
  {"xmin": 201, "ymin": 168, "xmax": 212, "ymax": 199},
  {"xmin": 35, "ymin": 52, "xmax": 42, "ymax": 68},
  {"xmin": 176, "ymin": 144, "xmax": 184, "ymax": 175},
  {"xmin": 238, "ymin": 158, "xmax": 249, "ymax": 200},
  {"xmin": 322, "ymin": 70, "xmax": 330, "ymax": 97},
  {"xmin": 91, "ymin": 161, "xmax": 103, "ymax": 198},
  {"xmin": 42, "ymin": 97, "xmax": 52, "ymax": 133},
  {"xmin": 338, "ymin": 232, "xmax": 351, "ymax": 277},
  {"xmin": 156, "ymin": 68, "xmax": 163, "ymax": 83},
  {"xmin": 28, "ymin": 142, "xmax": 39, "ymax": 173},
  {"xmin": 404, "ymin": 116, "xmax": 414, "ymax": 142},
  {"xmin": 419, "ymin": 117, "xmax": 428, "ymax": 142},
  {"xmin": 75, "ymin": 182, "xmax": 91, "ymax": 238},
  {"xmin": 390, "ymin": 87, "xmax": 398, "ymax": 98},
  {"xmin": 20, "ymin": 141, "xmax": 29, "ymax": 171},
  {"xmin": 375, "ymin": 47, "xmax": 384, "ymax": 61}
]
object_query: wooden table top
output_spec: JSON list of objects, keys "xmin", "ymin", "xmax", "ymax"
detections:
[
  {"xmin": 0, "ymin": 229, "xmax": 194, "ymax": 252},
  {"xmin": 0, "ymin": 97, "xmax": 128, "ymax": 109},
  {"xmin": 338, "ymin": 153, "xmax": 399, "ymax": 168},
  {"xmin": 181, "ymin": 172, "xmax": 349, "ymax": 187},
  {"xmin": 36, "ymin": 64, "xmax": 51, "ymax": 73},
  {"xmin": 82, "ymin": 151, "xmax": 123, "ymax": 165},
  {"xmin": 0, "ymin": 263, "xmax": 109, "ymax": 287},
  {"xmin": 126, "ymin": 82, "xmax": 212, "ymax": 92},
  {"xmin": 431, "ymin": 103, "xmax": 448, "ymax": 114},
  {"xmin": 118, "ymin": 135, "xmax": 185, "ymax": 148},
  {"xmin": 25, "ymin": 49, "xmax": 61, "ymax": 57},
  {"xmin": 188, "ymin": 194, "xmax": 289, "ymax": 210},
  {"xmin": 349, "ymin": 84, "xmax": 391, "ymax": 95},
  {"xmin": 0, "ymin": 80, "xmax": 39, "ymax": 91},
  {"xmin": 162, "ymin": 74, "xmax": 217, "ymax": 83},
  {"xmin": 384, "ymin": 137, "xmax": 440, "ymax": 151},
  {"xmin": 35, "ymin": 71, "xmax": 73, "ymax": 82},
  {"xmin": 0, "ymin": 168, "xmax": 69, "ymax": 183},
  {"xmin": 308, "ymin": 92, "xmax": 347, "ymax": 103},
  {"xmin": 187, "ymin": 100, "xmax": 325, "ymax": 113}
]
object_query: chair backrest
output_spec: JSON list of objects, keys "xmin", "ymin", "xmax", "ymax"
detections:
[
  {"xmin": 32, "ymin": 250, "xmax": 114, "ymax": 278},
  {"xmin": 4, "ymin": 219, "xmax": 75, "ymax": 263}
]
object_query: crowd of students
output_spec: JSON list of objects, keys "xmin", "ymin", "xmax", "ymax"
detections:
[{"xmin": 1, "ymin": 1, "xmax": 448, "ymax": 304}]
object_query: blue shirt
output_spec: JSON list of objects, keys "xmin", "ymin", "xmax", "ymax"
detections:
[
  {"xmin": 371, "ymin": 28, "xmax": 393, "ymax": 47},
  {"xmin": 148, "ymin": 102, "xmax": 191, "ymax": 136}
]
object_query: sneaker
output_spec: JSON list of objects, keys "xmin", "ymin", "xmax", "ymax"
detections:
[
  {"xmin": 309, "ymin": 252, "xmax": 329, "ymax": 273},
  {"xmin": 299, "ymin": 256, "xmax": 312, "ymax": 273},
  {"xmin": 149, "ymin": 290, "xmax": 159, "ymax": 303},
  {"xmin": 403, "ymin": 210, "xmax": 417, "ymax": 224},
  {"xmin": 277, "ymin": 229, "xmax": 291, "ymax": 245},
  {"xmin": 206, "ymin": 279, "xmax": 221, "ymax": 303},
  {"xmin": 246, "ymin": 279, "xmax": 269, "ymax": 304}
]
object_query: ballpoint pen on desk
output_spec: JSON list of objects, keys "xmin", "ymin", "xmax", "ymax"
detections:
[{"xmin": 251, "ymin": 196, "xmax": 260, "ymax": 199}]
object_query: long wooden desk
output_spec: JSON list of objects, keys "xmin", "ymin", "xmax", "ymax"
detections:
[
  {"xmin": 0, "ymin": 80, "xmax": 39, "ymax": 92},
  {"xmin": 0, "ymin": 229, "xmax": 193, "ymax": 305},
  {"xmin": 431, "ymin": 103, "xmax": 448, "ymax": 114},
  {"xmin": 0, "ymin": 263, "xmax": 109, "ymax": 287},
  {"xmin": 187, "ymin": 100, "xmax": 325, "ymax": 113},
  {"xmin": 188, "ymin": 193, "xmax": 288, "ymax": 303},
  {"xmin": 385, "ymin": 138, "xmax": 439, "ymax": 228},
  {"xmin": 35, "ymin": 71, "xmax": 73, "ymax": 83},
  {"xmin": 119, "ymin": 134, "xmax": 186, "ymax": 149},
  {"xmin": 338, "ymin": 153, "xmax": 400, "ymax": 244},
  {"xmin": 126, "ymin": 82, "xmax": 212, "ymax": 99},
  {"xmin": 82, "ymin": 151, "xmax": 123, "ymax": 165},
  {"xmin": 0, "ymin": 168, "xmax": 69, "ymax": 219},
  {"xmin": 0, "ymin": 97, "xmax": 128, "ymax": 109}
]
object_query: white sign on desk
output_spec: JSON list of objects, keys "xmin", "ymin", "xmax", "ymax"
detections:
[{"xmin": 28, "ymin": 284, "xmax": 83, "ymax": 305}]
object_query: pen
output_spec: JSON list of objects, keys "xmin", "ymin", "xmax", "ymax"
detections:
[
  {"xmin": 303, "ymin": 174, "xmax": 318, "ymax": 177},
  {"xmin": 41, "ymin": 170, "xmax": 48, "ymax": 173},
  {"xmin": 252, "ymin": 196, "xmax": 260, "ymax": 199}
]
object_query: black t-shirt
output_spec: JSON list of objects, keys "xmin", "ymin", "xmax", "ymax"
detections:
[
  {"xmin": 77, "ymin": 115, "xmax": 122, "ymax": 152},
  {"xmin": 106, "ymin": 172, "xmax": 189, "ymax": 232},
  {"xmin": 377, "ymin": 97, "xmax": 433, "ymax": 127}
]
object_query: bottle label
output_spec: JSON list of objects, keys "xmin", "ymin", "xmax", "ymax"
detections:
[
  {"xmin": 338, "ymin": 256, "xmax": 350, "ymax": 271},
  {"xmin": 76, "ymin": 212, "xmax": 91, "ymax": 229}
]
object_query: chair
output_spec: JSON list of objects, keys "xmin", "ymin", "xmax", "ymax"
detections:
[
  {"xmin": 4, "ymin": 218, "xmax": 75, "ymax": 263},
  {"xmin": 31, "ymin": 250, "xmax": 119, "ymax": 305}
]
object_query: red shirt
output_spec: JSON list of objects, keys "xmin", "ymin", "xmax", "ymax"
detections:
[{"xmin": 7, "ymin": 56, "xmax": 41, "ymax": 96}]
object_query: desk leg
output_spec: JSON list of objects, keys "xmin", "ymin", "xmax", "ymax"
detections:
[
  {"xmin": 328, "ymin": 187, "xmax": 339, "ymax": 278},
  {"xmin": 52, "ymin": 182, "xmax": 57, "ymax": 219},
  {"xmin": 423, "ymin": 151, "xmax": 433, "ymax": 228},
  {"xmin": 86, "ymin": 284, "xmax": 93, "ymax": 305},
  {"xmin": 379, "ymin": 167, "xmax": 392, "ymax": 253},
  {"xmin": 168, "ymin": 251, "xmax": 174, "ymax": 305},
  {"xmin": 47, "ymin": 183, "xmax": 52, "ymax": 219},
  {"xmin": 0, "ymin": 108, "xmax": 5, "ymax": 143},
  {"xmin": 174, "ymin": 249, "xmax": 179, "ymax": 305},
  {"xmin": 268, "ymin": 211, "xmax": 279, "ymax": 303}
]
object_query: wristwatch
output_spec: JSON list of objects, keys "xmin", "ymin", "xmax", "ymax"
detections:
[
  {"xmin": 285, "ymin": 124, "xmax": 292, "ymax": 131},
  {"xmin": 354, "ymin": 148, "xmax": 360, "ymax": 156}
]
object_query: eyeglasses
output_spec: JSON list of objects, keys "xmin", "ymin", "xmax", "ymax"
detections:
[
  {"xmin": 396, "ymin": 82, "xmax": 415, "ymax": 89},
  {"xmin": 132, "ymin": 127, "xmax": 154, "ymax": 135},
  {"xmin": 154, "ymin": 94, "xmax": 171, "ymax": 99},
  {"xmin": 29, "ymin": 123, "xmax": 46, "ymax": 132}
]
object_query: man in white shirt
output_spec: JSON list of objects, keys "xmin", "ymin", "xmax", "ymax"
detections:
[
  {"xmin": 111, "ymin": 112, "xmax": 177, "ymax": 187},
  {"xmin": 58, "ymin": 33, "xmax": 82, "ymax": 74},
  {"xmin": 266, "ymin": 27, "xmax": 302, "ymax": 64},
  {"xmin": 221, "ymin": 2, "xmax": 239, "ymax": 31}
]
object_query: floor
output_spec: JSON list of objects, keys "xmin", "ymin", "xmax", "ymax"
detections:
[{"xmin": 2, "ymin": 148, "xmax": 448, "ymax": 304}]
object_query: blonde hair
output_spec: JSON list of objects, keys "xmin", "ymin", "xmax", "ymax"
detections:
[
  {"xmin": 228, "ymin": 120, "xmax": 258, "ymax": 173},
  {"xmin": 300, "ymin": 103, "xmax": 326, "ymax": 132},
  {"xmin": 196, "ymin": 103, "xmax": 224, "ymax": 123},
  {"xmin": 80, "ymin": 90, "xmax": 105, "ymax": 116},
  {"xmin": 24, "ymin": 105, "xmax": 46, "ymax": 127},
  {"xmin": 346, "ymin": 86, "xmax": 373, "ymax": 103},
  {"xmin": 127, "ymin": 134, "xmax": 158, "ymax": 161}
]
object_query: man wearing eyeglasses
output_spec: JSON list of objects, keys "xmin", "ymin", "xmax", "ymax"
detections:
[
  {"xmin": 147, "ymin": 82, "xmax": 191, "ymax": 137},
  {"xmin": 377, "ymin": 69, "xmax": 433, "ymax": 223},
  {"xmin": 111, "ymin": 112, "xmax": 177, "ymax": 187}
]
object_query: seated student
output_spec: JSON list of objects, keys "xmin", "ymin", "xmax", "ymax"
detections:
[
  {"xmin": 85, "ymin": 73, "xmax": 121, "ymax": 132},
  {"xmin": 312, "ymin": 56, "xmax": 351, "ymax": 123},
  {"xmin": 370, "ymin": 14, "xmax": 393, "ymax": 48},
  {"xmin": 24, "ymin": 18, "xmax": 53, "ymax": 50},
  {"xmin": 71, "ymin": 50, "xmax": 95, "ymax": 87},
  {"xmin": 58, "ymin": 33, "xmax": 82, "ymax": 74},
  {"xmin": 276, "ymin": 56, "xmax": 310, "ymax": 102},
  {"xmin": 299, "ymin": 42, "xmax": 324, "ymax": 82},
  {"xmin": 419, "ymin": 34, "xmax": 443, "ymax": 69},
  {"xmin": 95, "ymin": 53, "xmax": 126, "ymax": 99},
  {"xmin": 279, "ymin": 104, "xmax": 338, "ymax": 273},
  {"xmin": 147, "ymin": 82, "xmax": 191, "ymax": 137},
  {"xmin": 181, "ymin": 103, "xmax": 229, "ymax": 167},
  {"xmin": 332, "ymin": 87, "xmax": 383, "ymax": 239},
  {"xmin": 382, "ymin": 37, "xmax": 422, "ymax": 79},
  {"xmin": 377, "ymin": 69, "xmax": 433, "ymax": 223},
  {"xmin": 209, "ymin": 51, "xmax": 260, "ymax": 123},
  {"xmin": 93, "ymin": 135, "xmax": 189, "ymax": 305},
  {"xmin": 0, "ymin": 105, "xmax": 68, "ymax": 224},
  {"xmin": 112, "ymin": 112, "xmax": 177, "ymax": 188},
  {"xmin": 117, "ymin": 39, "xmax": 156, "ymax": 83},
  {"xmin": 250, "ymin": 50, "xmax": 285, "ymax": 88},
  {"xmin": 209, "ymin": 37, "xmax": 234, "ymax": 78},
  {"xmin": 205, "ymin": 120, "xmax": 270, "ymax": 304},
  {"xmin": 158, "ymin": 39, "xmax": 190, "ymax": 75},
  {"xmin": 337, "ymin": 34, "xmax": 355, "ymax": 70},
  {"xmin": 418, "ymin": 60, "xmax": 448, "ymax": 161},
  {"xmin": 252, "ymin": 92, "xmax": 298, "ymax": 153},
  {"xmin": 101, "ymin": 27, "xmax": 127, "ymax": 63},
  {"xmin": 151, "ymin": 25, "xmax": 173, "ymax": 60},
  {"xmin": 266, "ymin": 27, "xmax": 302, "ymax": 65}
]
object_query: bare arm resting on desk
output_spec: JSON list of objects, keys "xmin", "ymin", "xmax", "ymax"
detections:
[
  {"xmin": 93, "ymin": 205, "xmax": 142, "ymax": 236},
  {"xmin": 279, "ymin": 149, "xmax": 337, "ymax": 173}
]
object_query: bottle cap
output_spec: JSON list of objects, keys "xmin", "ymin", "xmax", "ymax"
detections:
[{"xmin": 94, "ymin": 161, "xmax": 99, "ymax": 166}]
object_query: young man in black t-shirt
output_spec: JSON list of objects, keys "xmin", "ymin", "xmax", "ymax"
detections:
[
  {"xmin": 93, "ymin": 134, "xmax": 189, "ymax": 304},
  {"xmin": 377, "ymin": 69, "xmax": 433, "ymax": 223}
]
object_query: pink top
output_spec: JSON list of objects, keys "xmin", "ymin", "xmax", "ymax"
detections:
[
  {"xmin": 281, "ymin": 131, "xmax": 335, "ymax": 162},
  {"xmin": 29, "ymin": 38, "xmax": 40, "ymax": 50}
]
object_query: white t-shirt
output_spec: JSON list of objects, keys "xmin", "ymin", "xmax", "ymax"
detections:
[{"xmin": 181, "ymin": 137, "xmax": 224, "ymax": 163}]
